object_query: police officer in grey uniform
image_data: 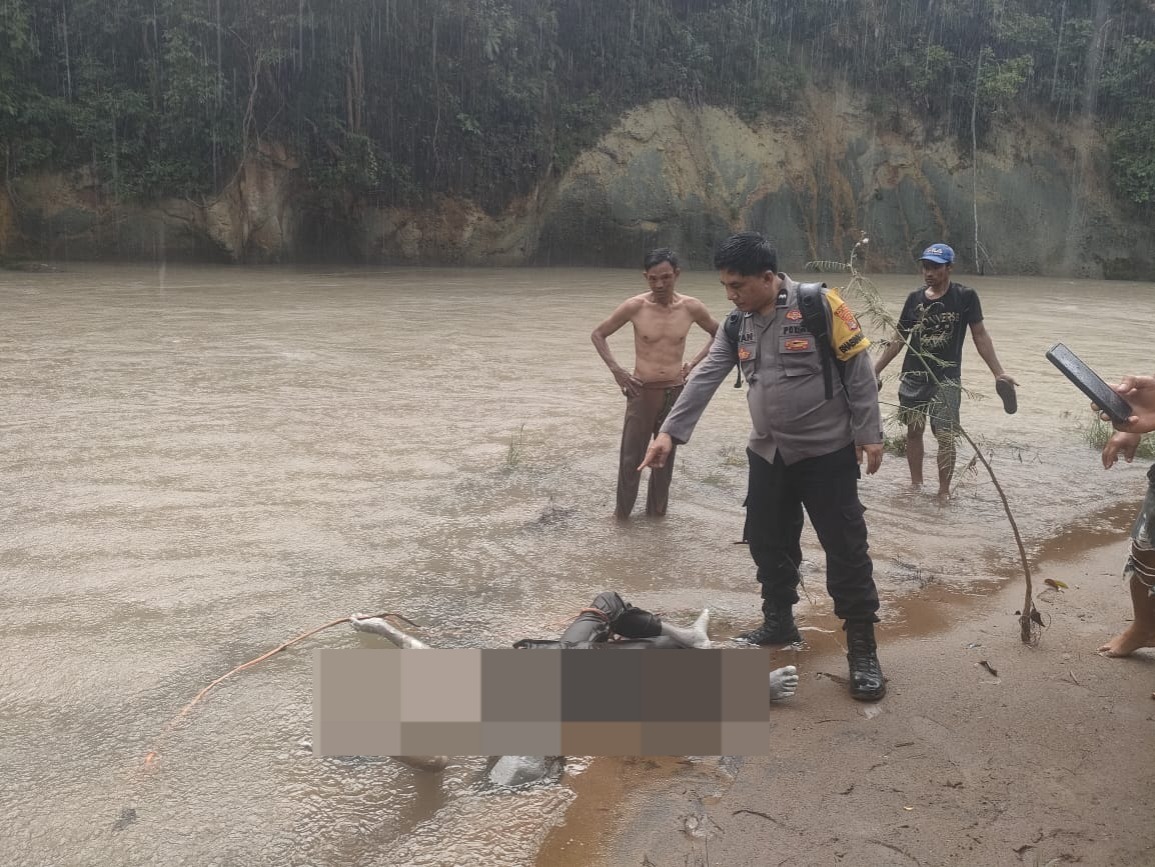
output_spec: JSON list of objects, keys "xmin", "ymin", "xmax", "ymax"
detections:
[{"xmin": 640, "ymin": 232, "xmax": 886, "ymax": 701}]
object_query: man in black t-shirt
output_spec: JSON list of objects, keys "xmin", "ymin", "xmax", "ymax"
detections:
[{"xmin": 874, "ymin": 243, "xmax": 1018, "ymax": 499}]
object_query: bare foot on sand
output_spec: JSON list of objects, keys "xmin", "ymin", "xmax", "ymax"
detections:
[
  {"xmin": 1099, "ymin": 572, "xmax": 1155, "ymax": 656},
  {"xmin": 661, "ymin": 609, "xmax": 711, "ymax": 649},
  {"xmin": 1099, "ymin": 624, "xmax": 1155, "ymax": 657},
  {"xmin": 768, "ymin": 665, "xmax": 799, "ymax": 701}
]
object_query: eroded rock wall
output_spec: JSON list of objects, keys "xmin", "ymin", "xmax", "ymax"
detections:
[
  {"xmin": 4, "ymin": 89, "xmax": 1153, "ymax": 278},
  {"xmin": 6, "ymin": 143, "xmax": 299, "ymax": 264},
  {"xmin": 535, "ymin": 92, "xmax": 1154, "ymax": 278}
]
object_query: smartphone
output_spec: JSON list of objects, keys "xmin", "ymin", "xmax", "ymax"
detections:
[{"xmin": 1045, "ymin": 343, "xmax": 1133, "ymax": 425}]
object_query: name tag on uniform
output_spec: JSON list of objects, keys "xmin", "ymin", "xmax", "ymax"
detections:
[
  {"xmin": 737, "ymin": 320, "xmax": 757, "ymax": 362},
  {"xmin": 781, "ymin": 335, "xmax": 814, "ymax": 353}
]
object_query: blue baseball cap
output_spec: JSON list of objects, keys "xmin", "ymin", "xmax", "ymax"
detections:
[{"xmin": 919, "ymin": 243, "xmax": 954, "ymax": 264}]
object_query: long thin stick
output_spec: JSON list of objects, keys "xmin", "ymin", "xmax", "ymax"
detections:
[
  {"xmin": 952, "ymin": 426, "xmax": 1037, "ymax": 642},
  {"xmin": 142, "ymin": 611, "xmax": 413, "ymax": 767}
]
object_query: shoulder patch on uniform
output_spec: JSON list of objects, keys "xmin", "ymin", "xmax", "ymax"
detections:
[{"xmin": 824, "ymin": 288, "xmax": 871, "ymax": 361}]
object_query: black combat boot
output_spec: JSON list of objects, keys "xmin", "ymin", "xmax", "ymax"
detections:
[
  {"xmin": 735, "ymin": 602, "xmax": 801, "ymax": 645},
  {"xmin": 845, "ymin": 620, "xmax": 885, "ymax": 701}
]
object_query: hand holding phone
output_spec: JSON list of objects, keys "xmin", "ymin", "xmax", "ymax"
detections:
[
  {"xmin": 1109, "ymin": 375, "xmax": 1155, "ymax": 435},
  {"xmin": 1045, "ymin": 343, "xmax": 1132, "ymax": 426}
]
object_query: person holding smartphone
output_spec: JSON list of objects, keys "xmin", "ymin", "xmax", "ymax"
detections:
[
  {"xmin": 873, "ymin": 243, "xmax": 1018, "ymax": 500},
  {"xmin": 1100, "ymin": 375, "xmax": 1155, "ymax": 659}
]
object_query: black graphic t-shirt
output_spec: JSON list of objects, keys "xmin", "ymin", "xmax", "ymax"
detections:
[{"xmin": 897, "ymin": 282, "xmax": 983, "ymax": 381}]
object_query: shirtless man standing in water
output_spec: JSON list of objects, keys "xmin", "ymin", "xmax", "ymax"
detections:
[{"xmin": 592, "ymin": 249, "xmax": 718, "ymax": 518}]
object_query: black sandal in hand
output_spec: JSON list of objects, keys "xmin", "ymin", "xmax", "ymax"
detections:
[{"xmin": 996, "ymin": 378, "xmax": 1017, "ymax": 414}]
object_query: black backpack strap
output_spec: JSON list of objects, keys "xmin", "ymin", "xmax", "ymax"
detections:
[
  {"xmin": 723, "ymin": 308, "xmax": 743, "ymax": 346},
  {"xmin": 723, "ymin": 307, "xmax": 746, "ymax": 388},
  {"xmin": 796, "ymin": 282, "xmax": 836, "ymax": 400}
]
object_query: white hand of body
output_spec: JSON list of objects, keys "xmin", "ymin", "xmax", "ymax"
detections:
[
  {"xmin": 350, "ymin": 613, "xmax": 431, "ymax": 649},
  {"xmin": 768, "ymin": 665, "xmax": 799, "ymax": 701}
]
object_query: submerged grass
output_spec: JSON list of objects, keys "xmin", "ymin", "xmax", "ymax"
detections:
[
  {"xmin": 504, "ymin": 424, "xmax": 529, "ymax": 472},
  {"xmin": 1077, "ymin": 415, "xmax": 1155, "ymax": 459},
  {"xmin": 718, "ymin": 445, "xmax": 747, "ymax": 468},
  {"xmin": 882, "ymin": 428, "xmax": 907, "ymax": 457}
]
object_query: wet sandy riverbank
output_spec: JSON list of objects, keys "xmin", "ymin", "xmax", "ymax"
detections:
[{"xmin": 539, "ymin": 511, "xmax": 1155, "ymax": 866}]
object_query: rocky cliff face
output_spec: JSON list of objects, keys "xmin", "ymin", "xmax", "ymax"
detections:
[
  {"xmin": 534, "ymin": 91, "xmax": 1154, "ymax": 279},
  {"xmin": 3, "ymin": 90, "xmax": 1152, "ymax": 278},
  {"xmin": 3, "ymin": 142, "xmax": 300, "ymax": 264}
]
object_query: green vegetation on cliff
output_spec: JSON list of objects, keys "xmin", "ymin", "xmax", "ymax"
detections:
[{"xmin": 1, "ymin": 0, "xmax": 1153, "ymax": 212}]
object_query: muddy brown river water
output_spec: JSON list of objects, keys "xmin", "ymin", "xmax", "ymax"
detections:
[{"xmin": 3, "ymin": 263, "xmax": 1153, "ymax": 866}]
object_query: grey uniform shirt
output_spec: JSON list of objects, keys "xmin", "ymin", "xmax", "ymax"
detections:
[{"xmin": 660, "ymin": 275, "xmax": 882, "ymax": 466}]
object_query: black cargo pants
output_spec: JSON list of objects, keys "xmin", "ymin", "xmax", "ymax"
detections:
[{"xmin": 744, "ymin": 444, "xmax": 879, "ymax": 622}]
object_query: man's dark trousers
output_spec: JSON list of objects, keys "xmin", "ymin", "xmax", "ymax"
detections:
[{"xmin": 743, "ymin": 444, "xmax": 879, "ymax": 622}]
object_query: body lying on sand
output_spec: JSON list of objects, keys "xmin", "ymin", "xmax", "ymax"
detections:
[{"xmin": 349, "ymin": 593, "xmax": 799, "ymax": 786}]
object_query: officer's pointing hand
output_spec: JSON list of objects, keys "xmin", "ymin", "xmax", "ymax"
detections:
[
  {"xmin": 858, "ymin": 443, "xmax": 883, "ymax": 475},
  {"xmin": 639, "ymin": 433, "xmax": 674, "ymax": 471}
]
